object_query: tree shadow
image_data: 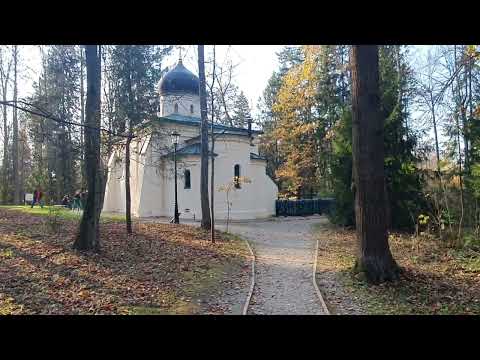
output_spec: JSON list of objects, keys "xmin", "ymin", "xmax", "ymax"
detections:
[{"xmin": 0, "ymin": 209, "xmax": 250, "ymax": 315}]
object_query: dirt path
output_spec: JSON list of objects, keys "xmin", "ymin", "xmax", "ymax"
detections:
[
  {"xmin": 141, "ymin": 215, "xmax": 328, "ymax": 315},
  {"xmin": 219, "ymin": 216, "xmax": 327, "ymax": 315}
]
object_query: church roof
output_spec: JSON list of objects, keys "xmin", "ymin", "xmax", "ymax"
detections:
[
  {"xmin": 250, "ymin": 152, "xmax": 267, "ymax": 161},
  {"xmin": 163, "ymin": 142, "xmax": 217, "ymax": 158},
  {"xmin": 159, "ymin": 60, "xmax": 200, "ymax": 96},
  {"xmin": 155, "ymin": 113, "xmax": 263, "ymax": 135}
]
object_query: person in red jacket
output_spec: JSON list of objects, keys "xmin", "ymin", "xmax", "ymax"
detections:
[{"xmin": 31, "ymin": 188, "xmax": 44, "ymax": 208}]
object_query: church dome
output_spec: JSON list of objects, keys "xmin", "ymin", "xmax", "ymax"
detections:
[{"xmin": 159, "ymin": 60, "xmax": 199, "ymax": 96}]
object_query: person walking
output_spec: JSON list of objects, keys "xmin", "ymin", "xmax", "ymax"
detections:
[
  {"xmin": 31, "ymin": 188, "xmax": 44, "ymax": 208},
  {"xmin": 80, "ymin": 190, "xmax": 88, "ymax": 210},
  {"xmin": 72, "ymin": 191, "xmax": 82, "ymax": 211},
  {"xmin": 61, "ymin": 194, "xmax": 71, "ymax": 209},
  {"xmin": 31, "ymin": 189, "xmax": 38, "ymax": 208}
]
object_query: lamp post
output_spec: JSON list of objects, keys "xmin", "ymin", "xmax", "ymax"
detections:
[{"xmin": 171, "ymin": 131, "xmax": 180, "ymax": 224}]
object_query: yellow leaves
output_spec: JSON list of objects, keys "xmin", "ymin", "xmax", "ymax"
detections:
[
  {"xmin": 418, "ymin": 214, "xmax": 430, "ymax": 225},
  {"xmin": 474, "ymin": 105, "xmax": 480, "ymax": 118},
  {"xmin": 273, "ymin": 46, "xmax": 320, "ymax": 117},
  {"xmin": 218, "ymin": 177, "xmax": 252, "ymax": 193},
  {"xmin": 78, "ymin": 290, "xmax": 90, "ymax": 300},
  {"xmin": 466, "ymin": 45, "xmax": 480, "ymax": 60}
]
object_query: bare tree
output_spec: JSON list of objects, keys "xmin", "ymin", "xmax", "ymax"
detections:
[
  {"xmin": 415, "ymin": 46, "xmax": 453, "ymax": 235},
  {"xmin": 198, "ymin": 45, "xmax": 211, "ymax": 230},
  {"xmin": 208, "ymin": 45, "xmax": 216, "ymax": 243},
  {"xmin": 453, "ymin": 45, "xmax": 465, "ymax": 243},
  {"xmin": 12, "ymin": 46, "xmax": 20, "ymax": 204},
  {"xmin": 125, "ymin": 125, "xmax": 133, "ymax": 234},
  {"xmin": 0, "ymin": 46, "xmax": 12, "ymax": 204},
  {"xmin": 213, "ymin": 57, "xmax": 239, "ymax": 126},
  {"xmin": 351, "ymin": 45, "xmax": 400, "ymax": 284}
]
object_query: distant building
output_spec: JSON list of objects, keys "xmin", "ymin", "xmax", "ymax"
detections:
[{"xmin": 102, "ymin": 59, "xmax": 278, "ymax": 220}]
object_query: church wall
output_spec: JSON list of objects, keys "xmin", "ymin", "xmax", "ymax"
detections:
[
  {"xmin": 102, "ymin": 151, "xmax": 126, "ymax": 213},
  {"xmin": 160, "ymin": 93, "xmax": 201, "ymax": 118},
  {"xmin": 136, "ymin": 142, "xmax": 164, "ymax": 217},
  {"xmin": 158, "ymin": 134, "xmax": 277, "ymax": 220},
  {"xmin": 104, "ymin": 123, "xmax": 278, "ymax": 220},
  {"xmin": 135, "ymin": 123, "xmax": 200, "ymax": 218},
  {"xmin": 208, "ymin": 136, "xmax": 278, "ymax": 220}
]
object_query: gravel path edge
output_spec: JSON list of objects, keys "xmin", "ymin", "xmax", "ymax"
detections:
[
  {"xmin": 242, "ymin": 236, "xmax": 256, "ymax": 315},
  {"xmin": 313, "ymin": 237, "xmax": 331, "ymax": 315}
]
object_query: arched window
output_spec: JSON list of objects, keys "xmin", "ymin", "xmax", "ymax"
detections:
[
  {"xmin": 184, "ymin": 169, "xmax": 191, "ymax": 189},
  {"xmin": 190, "ymin": 104, "xmax": 194, "ymax": 114},
  {"xmin": 174, "ymin": 103, "xmax": 179, "ymax": 113},
  {"xmin": 234, "ymin": 164, "xmax": 241, "ymax": 189}
]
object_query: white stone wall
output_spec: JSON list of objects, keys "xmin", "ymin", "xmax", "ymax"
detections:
[
  {"xmin": 102, "ymin": 121, "xmax": 278, "ymax": 220},
  {"xmin": 159, "ymin": 93, "xmax": 200, "ymax": 117}
]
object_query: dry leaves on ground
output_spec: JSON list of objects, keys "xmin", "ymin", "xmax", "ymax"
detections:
[
  {"xmin": 0, "ymin": 208, "xmax": 250, "ymax": 315},
  {"xmin": 314, "ymin": 224, "xmax": 480, "ymax": 315}
]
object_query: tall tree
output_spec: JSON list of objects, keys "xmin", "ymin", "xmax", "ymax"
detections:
[
  {"xmin": 198, "ymin": 45, "xmax": 211, "ymax": 230},
  {"xmin": 0, "ymin": 46, "xmax": 12, "ymax": 204},
  {"xmin": 231, "ymin": 91, "xmax": 251, "ymax": 128},
  {"xmin": 351, "ymin": 45, "xmax": 400, "ymax": 284},
  {"xmin": 12, "ymin": 45, "xmax": 20, "ymax": 204},
  {"xmin": 73, "ymin": 45, "xmax": 103, "ymax": 251},
  {"xmin": 79, "ymin": 45, "xmax": 86, "ymax": 188},
  {"xmin": 209, "ymin": 45, "xmax": 216, "ymax": 243}
]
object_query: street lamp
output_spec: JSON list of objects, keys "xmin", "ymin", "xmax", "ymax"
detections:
[{"xmin": 171, "ymin": 131, "xmax": 180, "ymax": 224}]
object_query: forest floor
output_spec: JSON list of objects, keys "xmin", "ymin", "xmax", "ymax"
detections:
[
  {"xmin": 0, "ymin": 207, "xmax": 250, "ymax": 315},
  {"xmin": 313, "ymin": 221, "xmax": 480, "ymax": 315}
]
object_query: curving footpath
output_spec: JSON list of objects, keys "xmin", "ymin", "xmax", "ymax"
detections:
[{"xmin": 222, "ymin": 215, "xmax": 329, "ymax": 315}]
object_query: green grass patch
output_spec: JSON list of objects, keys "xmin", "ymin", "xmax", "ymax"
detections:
[{"xmin": 0, "ymin": 205, "xmax": 124, "ymax": 223}]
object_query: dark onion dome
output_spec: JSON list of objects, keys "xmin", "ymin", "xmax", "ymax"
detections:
[{"xmin": 159, "ymin": 59, "xmax": 199, "ymax": 96}]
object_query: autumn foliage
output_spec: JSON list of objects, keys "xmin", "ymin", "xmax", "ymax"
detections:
[{"xmin": 0, "ymin": 208, "xmax": 249, "ymax": 314}]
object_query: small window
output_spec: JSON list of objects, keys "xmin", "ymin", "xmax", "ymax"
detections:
[
  {"xmin": 184, "ymin": 169, "xmax": 191, "ymax": 189},
  {"xmin": 234, "ymin": 164, "xmax": 241, "ymax": 189},
  {"xmin": 190, "ymin": 104, "xmax": 194, "ymax": 114},
  {"xmin": 174, "ymin": 103, "xmax": 179, "ymax": 113}
]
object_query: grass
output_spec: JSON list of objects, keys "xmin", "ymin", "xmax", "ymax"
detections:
[
  {"xmin": 0, "ymin": 205, "xmax": 125, "ymax": 223},
  {"xmin": 313, "ymin": 222, "xmax": 480, "ymax": 315},
  {"xmin": 0, "ymin": 207, "xmax": 250, "ymax": 315}
]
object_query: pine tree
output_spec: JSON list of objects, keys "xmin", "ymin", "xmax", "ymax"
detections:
[{"xmin": 231, "ymin": 91, "xmax": 251, "ymax": 128}]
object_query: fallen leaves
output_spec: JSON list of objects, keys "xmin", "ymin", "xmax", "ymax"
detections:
[
  {"xmin": 314, "ymin": 224, "xmax": 480, "ymax": 315},
  {"xmin": 0, "ymin": 208, "xmax": 250, "ymax": 315}
]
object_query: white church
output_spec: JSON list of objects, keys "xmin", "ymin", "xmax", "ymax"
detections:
[{"xmin": 102, "ymin": 58, "xmax": 278, "ymax": 220}]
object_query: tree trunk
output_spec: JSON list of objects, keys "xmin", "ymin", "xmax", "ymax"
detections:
[
  {"xmin": 125, "ymin": 133, "xmax": 132, "ymax": 234},
  {"xmin": 1, "ymin": 47, "xmax": 12, "ymax": 204},
  {"xmin": 74, "ymin": 45, "xmax": 103, "ymax": 252},
  {"xmin": 453, "ymin": 46, "xmax": 465, "ymax": 243},
  {"xmin": 80, "ymin": 45, "xmax": 86, "ymax": 189},
  {"xmin": 210, "ymin": 45, "xmax": 216, "ymax": 243},
  {"xmin": 124, "ymin": 51, "xmax": 135, "ymax": 235},
  {"xmin": 351, "ymin": 45, "xmax": 400, "ymax": 284},
  {"xmin": 12, "ymin": 46, "xmax": 20, "ymax": 204},
  {"xmin": 430, "ymin": 94, "xmax": 446, "ymax": 233},
  {"xmin": 198, "ymin": 45, "xmax": 211, "ymax": 230}
]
